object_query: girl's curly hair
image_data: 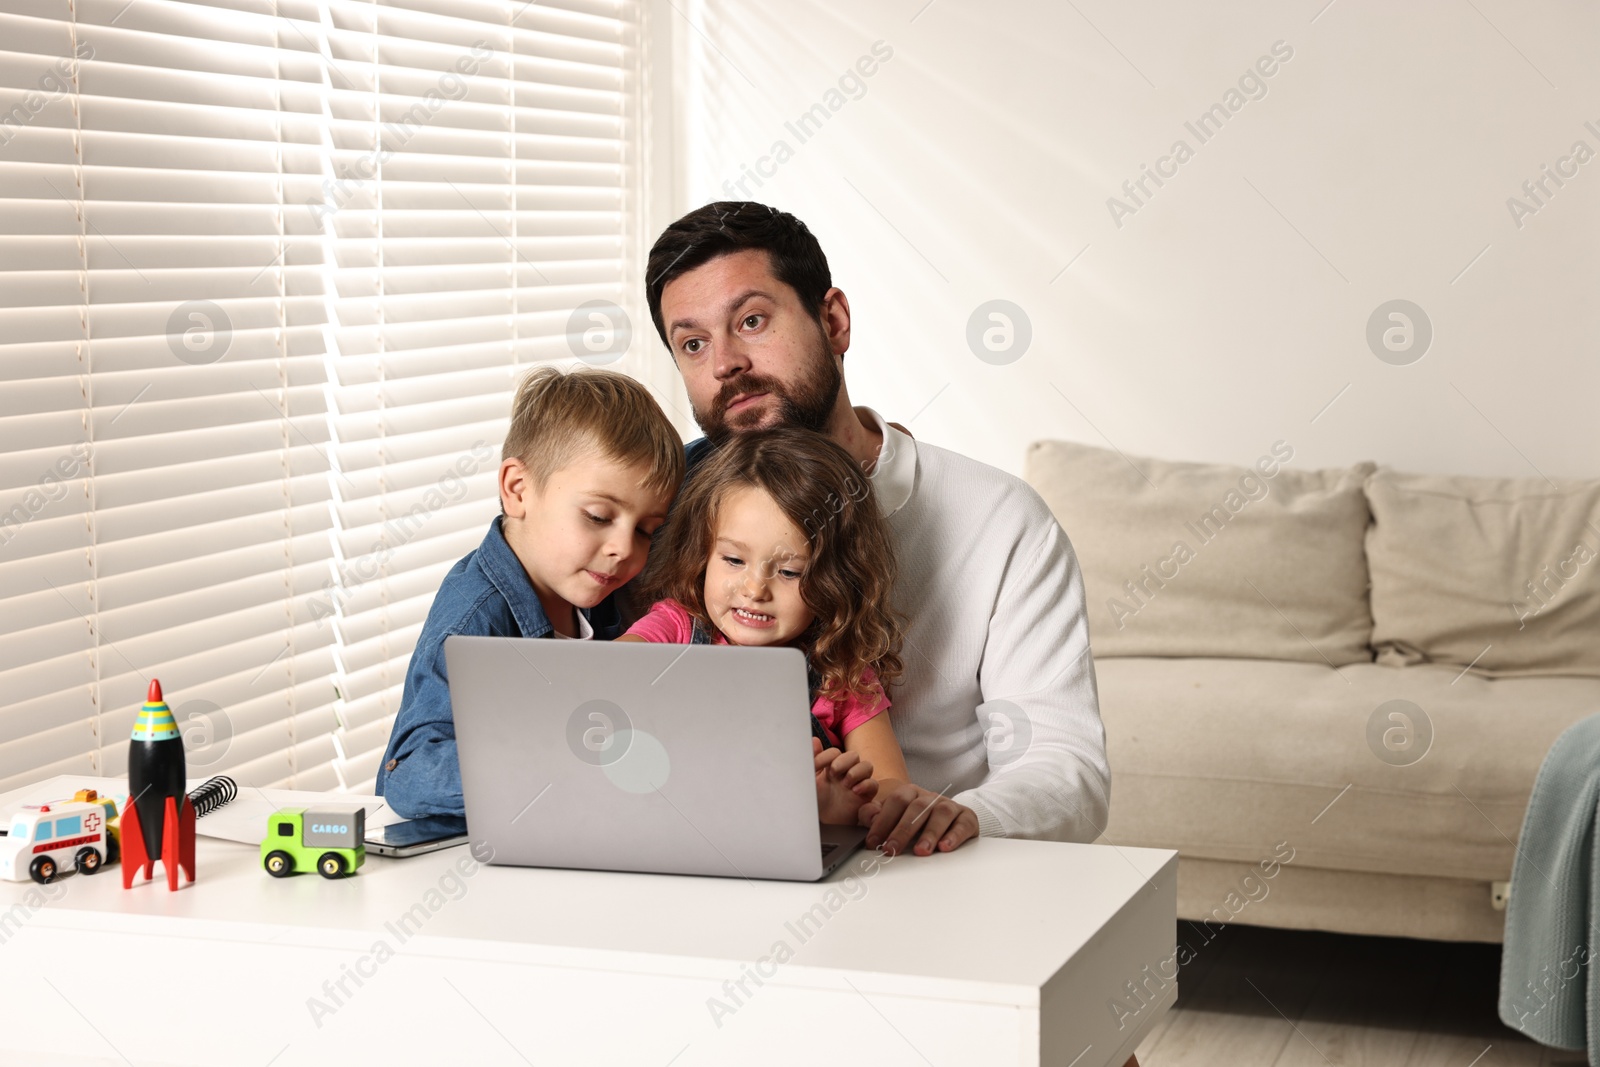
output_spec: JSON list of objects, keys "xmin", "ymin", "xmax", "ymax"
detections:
[{"xmin": 636, "ymin": 427, "xmax": 904, "ymax": 703}]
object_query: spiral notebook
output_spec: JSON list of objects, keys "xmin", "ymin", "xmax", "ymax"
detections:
[{"xmin": 0, "ymin": 773, "xmax": 406, "ymax": 846}]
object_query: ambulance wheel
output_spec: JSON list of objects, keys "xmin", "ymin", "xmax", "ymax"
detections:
[
  {"xmin": 106, "ymin": 835, "xmax": 120, "ymax": 864},
  {"xmin": 75, "ymin": 847, "xmax": 102, "ymax": 875},
  {"xmin": 29, "ymin": 856, "xmax": 57, "ymax": 884},
  {"xmin": 265, "ymin": 850, "xmax": 294, "ymax": 878},
  {"xmin": 317, "ymin": 852, "xmax": 348, "ymax": 879}
]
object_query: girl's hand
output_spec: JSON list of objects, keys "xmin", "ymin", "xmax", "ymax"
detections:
[{"xmin": 812, "ymin": 737, "xmax": 879, "ymax": 825}]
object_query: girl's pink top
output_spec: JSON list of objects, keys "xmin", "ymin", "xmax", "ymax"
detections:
[{"xmin": 623, "ymin": 599, "xmax": 890, "ymax": 745}]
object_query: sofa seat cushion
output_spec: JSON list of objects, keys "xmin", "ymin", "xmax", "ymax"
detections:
[
  {"xmin": 1096, "ymin": 657, "xmax": 1600, "ymax": 882},
  {"xmin": 1026, "ymin": 439, "xmax": 1376, "ymax": 666}
]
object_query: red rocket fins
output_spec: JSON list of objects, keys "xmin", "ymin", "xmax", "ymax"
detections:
[
  {"xmin": 160, "ymin": 795, "xmax": 196, "ymax": 891},
  {"xmin": 175, "ymin": 795, "xmax": 196, "ymax": 887},
  {"xmin": 162, "ymin": 797, "xmax": 177, "ymax": 891},
  {"xmin": 120, "ymin": 800, "xmax": 150, "ymax": 888}
]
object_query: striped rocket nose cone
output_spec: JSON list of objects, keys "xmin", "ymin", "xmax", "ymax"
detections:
[{"xmin": 131, "ymin": 700, "xmax": 180, "ymax": 742}]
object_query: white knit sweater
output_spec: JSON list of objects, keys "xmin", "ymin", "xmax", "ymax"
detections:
[{"xmin": 858, "ymin": 407, "xmax": 1110, "ymax": 842}]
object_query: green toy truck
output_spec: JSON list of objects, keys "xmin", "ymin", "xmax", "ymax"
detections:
[{"xmin": 261, "ymin": 806, "xmax": 365, "ymax": 879}]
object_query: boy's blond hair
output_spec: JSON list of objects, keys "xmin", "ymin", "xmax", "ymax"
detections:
[{"xmin": 503, "ymin": 366, "xmax": 684, "ymax": 497}]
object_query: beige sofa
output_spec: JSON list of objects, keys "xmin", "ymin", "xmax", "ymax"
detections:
[{"xmin": 1026, "ymin": 439, "xmax": 1600, "ymax": 943}]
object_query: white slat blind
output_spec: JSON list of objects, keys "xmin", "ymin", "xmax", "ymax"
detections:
[
  {"xmin": 318, "ymin": 0, "xmax": 641, "ymax": 790},
  {"xmin": 0, "ymin": 0, "xmax": 645, "ymax": 795}
]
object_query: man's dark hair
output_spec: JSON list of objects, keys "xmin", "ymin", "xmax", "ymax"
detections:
[{"xmin": 646, "ymin": 202, "xmax": 833, "ymax": 347}]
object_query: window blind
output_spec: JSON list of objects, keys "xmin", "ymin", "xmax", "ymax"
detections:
[
  {"xmin": 317, "ymin": 0, "xmax": 644, "ymax": 791},
  {"xmin": 0, "ymin": 0, "xmax": 648, "ymax": 795}
]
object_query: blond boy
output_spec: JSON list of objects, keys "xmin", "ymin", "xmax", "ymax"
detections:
[{"xmin": 376, "ymin": 367, "xmax": 682, "ymax": 818}]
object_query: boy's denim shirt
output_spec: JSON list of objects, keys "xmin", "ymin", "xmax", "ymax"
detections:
[{"xmin": 375, "ymin": 516, "xmax": 623, "ymax": 819}]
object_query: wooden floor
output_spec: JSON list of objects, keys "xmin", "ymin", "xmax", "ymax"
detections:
[{"xmin": 1133, "ymin": 923, "xmax": 1584, "ymax": 1067}]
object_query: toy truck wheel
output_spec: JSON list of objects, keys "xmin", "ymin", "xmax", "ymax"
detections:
[
  {"xmin": 264, "ymin": 850, "xmax": 294, "ymax": 878},
  {"xmin": 106, "ymin": 835, "xmax": 119, "ymax": 864},
  {"xmin": 317, "ymin": 852, "xmax": 348, "ymax": 879},
  {"xmin": 75, "ymin": 847, "xmax": 102, "ymax": 875},
  {"xmin": 29, "ymin": 856, "xmax": 57, "ymax": 884}
]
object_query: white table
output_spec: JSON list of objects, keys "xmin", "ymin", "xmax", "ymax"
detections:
[{"xmin": 0, "ymin": 829, "xmax": 1176, "ymax": 1066}]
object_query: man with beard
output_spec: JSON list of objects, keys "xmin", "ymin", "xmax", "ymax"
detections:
[{"xmin": 642, "ymin": 202, "xmax": 1110, "ymax": 864}]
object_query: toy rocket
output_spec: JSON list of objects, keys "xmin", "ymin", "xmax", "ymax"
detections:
[{"xmin": 121, "ymin": 679, "xmax": 196, "ymax": 890}]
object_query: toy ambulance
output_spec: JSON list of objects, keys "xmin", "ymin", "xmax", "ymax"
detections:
[
  {"xmin": 0, "ymin": 792, "xmax": 119, "ymax": 884},
  {"xmin": 261, "ymin": 806, "xmax": 365, "ymax": 879},
  {"xmin": 72, "ymin": 788, "xmax": 121, "ymax": 862}
]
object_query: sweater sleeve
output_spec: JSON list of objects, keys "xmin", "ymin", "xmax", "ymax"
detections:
[
  {"xmin": 954, "ymin": 513, "xmax": 1111, "ymax": 843},
  {"xmin": 623, "ymin": 599, "xmax": 695, "ymax": 643}
]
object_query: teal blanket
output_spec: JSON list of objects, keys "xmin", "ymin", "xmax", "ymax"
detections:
[{"xmin": 1499, "ymin": 713, "xmax": 1600, "ymax": 1061}]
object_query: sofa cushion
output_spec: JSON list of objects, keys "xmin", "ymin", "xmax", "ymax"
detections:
[
  {"xmin": 1096, "ymin": 657, "xmax": 1600, "ymax": 883},
  {"xmin": 1025, "ymin": 440, "xmax": 1375, "ymax": 666},
  {"xmin": 1366, "ymin": 469, "xmax": 1600, "ymax": 677}
]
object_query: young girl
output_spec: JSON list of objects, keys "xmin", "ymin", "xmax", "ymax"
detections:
[{"xmin": 616, "ymin": 427, "xmax": 908, "ymax": 826}]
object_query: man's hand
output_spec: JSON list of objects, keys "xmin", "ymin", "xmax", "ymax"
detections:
[
  {"xmin": 813, "ymin": 737, "xmax": 879, "ymax": 825},
  {"xmin": 858, "ymin": 782, "xmax": 979, "ymax": 857}
]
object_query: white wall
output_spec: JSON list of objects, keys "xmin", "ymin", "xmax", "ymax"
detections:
[{"xmin": 649, "ymin": 0, "xmax": 1598, "ymax": 480}]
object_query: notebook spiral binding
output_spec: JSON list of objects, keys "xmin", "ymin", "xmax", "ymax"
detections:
[{"xmin": 186, "ymin": 774, "xmax": 238, "ymax": 818}]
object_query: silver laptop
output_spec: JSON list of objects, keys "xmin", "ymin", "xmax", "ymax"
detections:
[{"xmin": 445, "ymin": 635, "xmax": 868, "ymax": 881}]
